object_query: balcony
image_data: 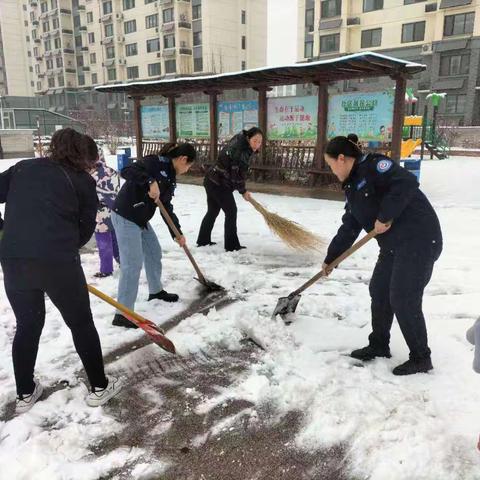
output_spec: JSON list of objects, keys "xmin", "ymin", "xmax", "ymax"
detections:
[
  {"xmin": 160, "ymin": 0, "xmax": 173, "ymax": 4},
  {"xmin": 178, "ymin": 21, "xmax": 191, "ymax": 29},
  {"xmin": 163, "ymin": 47, "xmax": 176, "ymax": 57},
  {"xmin": 62, "ymin": 29, "xmax": 73, "ymax": 34},
  {"xmin": 65, "ymin": 68, "xmax": 76, "ymax": 73},
  {"xmin": 79, "ymin": 26, "xmax": 87, "ymax": 31},
  {"xmin": 34, "ymin": 38, "xmax": 41, "ymax": 43},
  {"xmin": 162, "ymin": 22, "xmax": 175, "ymax": 33},
  {"xmin": 101, "ymin": 14, "xmax": 113, "ymax": 23},
  {"xmin": 425, "ymin": 3, "xmax": 438, "ymax": 12},
  {"xmin": 60, "ymin": 9, "xmax": 72, "ymax": 14},
  {"xmin": 78, "ymin": 5, "xmax": 86, "ymax": 10},
  {"xmin": 179, "ymin": 47, "xmax": 192, "ymax": 55},
  {"xmin": 29, "ymin": 0, "xmax": 38, "ymax": 6},
  {"xmin": 63, "ymin": 48, "xmax": 74, "ymax": 54},
  {"xmin": 103, "ymin": 36, "xmax": 114, "ymax": 45},
  {"xmin": 32, "ymin": 19, "xmax": 39, "ymax": 26},
  {"xmin": 347, "ymin": 17, "xmax": 360, "ymax": 26}
]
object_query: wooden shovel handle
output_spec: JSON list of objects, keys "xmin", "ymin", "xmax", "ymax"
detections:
[
  {"xmin": 290, "ymin": 229, "xmax": 377, "ymax": 297},
  {"xmin": 154, "ymin": 198, "xmax": 207, "ymax": 284}
]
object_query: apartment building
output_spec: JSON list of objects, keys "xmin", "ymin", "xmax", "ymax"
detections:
[
  {"xmin": 298, "ymin": 0, "xmax": 480, "ymax": 125},
  {"xmin": 0, "ymin": 0, "xmax": 35, "ymax": 96}
]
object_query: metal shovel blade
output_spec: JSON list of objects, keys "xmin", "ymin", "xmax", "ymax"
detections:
[
  {"xmin": 272, "ymin": 294, "xmax": 301, "ymax": 319},
  {"xmin": 194, "ymin": 277, "xmax": 225, "ymax": 292}
]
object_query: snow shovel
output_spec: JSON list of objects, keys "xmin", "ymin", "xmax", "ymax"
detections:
[
  {"xmin": 272, "ymin": 229, "xmax": 377, "ymax": 319},
  {"xmin": 155, "ymin": 199, "xmax": 224, "ymax": 292},
  {"xmin": 87, "ymin": 284, "xmax": 176, "ymax": 354}
]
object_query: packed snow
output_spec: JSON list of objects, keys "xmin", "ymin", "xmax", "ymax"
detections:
[{"xmin": 0, "ymin": 155, "xmax": 479, "ymax": 479}]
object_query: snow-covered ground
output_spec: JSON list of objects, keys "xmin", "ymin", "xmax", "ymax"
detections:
[{"xmin": 0, "ymin": 156, "xmax": 479, "ymax": 479}]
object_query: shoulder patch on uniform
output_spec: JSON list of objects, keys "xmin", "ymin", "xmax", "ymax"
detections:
[
  {"xmin": 376, "ymin": 159, "xmax": 393, "ymax": 173},
  {"xmin": 356, "ymin": 178, "xmax": 367, "ymax": 190}
]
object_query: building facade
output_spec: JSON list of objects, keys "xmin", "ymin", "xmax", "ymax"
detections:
[{"xmin": 298, "ymin": 0, "xmax": 480, "ymax": 125}]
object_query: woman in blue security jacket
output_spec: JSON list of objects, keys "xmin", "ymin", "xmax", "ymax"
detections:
[
  {"xmin": 322, "ymin": 136, "xmax": 442, "ymax": 376},
  {"xmin": 111, "ymin": 142, "xmax": 196, "ymax": 328}
]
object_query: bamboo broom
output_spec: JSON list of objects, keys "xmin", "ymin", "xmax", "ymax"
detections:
[{"xmin": 248, "ymin": 196, "xmax": 324, "ymax": 252}]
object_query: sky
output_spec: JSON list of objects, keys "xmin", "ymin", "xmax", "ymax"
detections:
[{"xmin": 267, "ymin": 0, "xmax": 298, "ymax": 66}]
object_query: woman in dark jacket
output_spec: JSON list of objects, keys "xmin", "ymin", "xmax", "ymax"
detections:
[
  {"xmin": 322, "ymin": 136, "xmax": 442, "ymax": 376},
  {"xmin": 197, "ymin": 127, "xmax": 263, "ymax": 251},
  {"xmin": 111, "ymin": 142, "xmax": 196, "ymax": 329},
  {"xmin": 0, "ymin": 128, "xmax": 122, "ymax": 413}
]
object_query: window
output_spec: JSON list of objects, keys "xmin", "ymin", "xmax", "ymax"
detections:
[
  {"xmin": 194, "ymin": 57, "xmax": 203, "ymax": 71},
  {"xmin": 46, "ymin": 59, "xmax": 53, "ymax": 69},
  {"xmin": 404, "ymin": 0, "xmax": 426, "ymax": 3},
  {"xmin": 26, "ymin": 36, "xmax": 30, "ymax": 43},
  {"xmin": 103, "ymin": 1, "xmax": 112, "ymax": 15},
  {"xmin": 87, "ymin": 12, "xmax": 94, "ymax": 23},
  {"xmin": 126, "ymin": 43, "xmax": 138, "ymax": 56},
  {"xmin": 107, "ymin": 68, "xmax": 116, "ymax": 81},
  {"xmin": 439, "ymin": 54, "xmax": 469, "ymax": 76},
  {"xmin": 56, "ymin": 57, "xmax": 63, "ymax": 67},
  {"xmin": 146, "ymin": 38, "xmax": 160, "ymax": 52},
  {"xmin": 52, "ymin": 18, "xmax": 59, "ymax": 29},
  {"xmin": 34, "ymin": 47, "xmax": 40, "ymax": 57},
  {"xmin": 106, "ymin": 46, "xmax": 115, "ymax": 58},
  {"xmin": 44, "ymin": 39, "xmax": 52, "ymax": 51},
  {"xmin": 54, "ymin": 37, "xmax": 61, "ymax": 49},
  {"xmin": 32, "ymin": 30, "xmax": 37, "ymax": 40},
  {"xmin": 78, "ymin": 74, "xmax": 85, "ymax": 86},
  {"xmin": 192, "ymin": 4, "xmax": 201, "ymax": 19},
  {"xmin": 88, "ymin": 32, "xmax": 95, "ymax": 44},
  {"xmin": 304, "ymin": 40, "xmax": 313, "ymax": 58},
  {"xmin": 241, "ymin": 35, "xmax": 246, "ymax": 49},
  {"xmin": 163, "ymin": 8, "xmax": 174, "ymax": 23},
  {"xmin": 444, "ymin": 12, "xmax": 474, "ymax": 37},
  {"xmin": 127, "ymin": 66, "xmax": 139, "ymax": 79},
  {"xmin": 104, "ymin": 23, "xmax": 114, "ymax": 37},
  {"xmin": 241, "ymin": 10, "xmax": 246, "ymax": 24},
  {"xmin": 145, "ymin": 0, "xmax": 156, "ymax": 3},
  {"xmin": 145, "ymin": 13, "xmax": 158, "ymax": 29},
  {"xmin": 76, "ymin": 55, "xmax": 84, "ymax": 67},
  {"xmin": 48, "ymin": 77, "xmax": 55, "ymax": 88},
  {"xmin": 164, "ymin": 59, "xmax": 176, "ymax": 73},
  {"xmin": 51, "ymin": 0, "xmax": 57, "ymax": 9},
  {"xmin": 29, "ymin": 66, "xmax": 34, "ymax": 72},
  {"xmin": 123, "ymin": 0, "xmax": 135, "ymax": 9},
  {"xmin": 42, "ymin": 21, "xmax": 50, "ymax": 33},
  {"xmin": 30, "ymin": 12, "xmax": 35, "ymax": 22},
  {"xmin": 321, "ymin": 0, "xmax": 341, "ymax": 18},
  {"xmin": 305, "ymin": 8, "xmax": 314, "ymax": 32},
  {"xmin": 73, "ymin": 15, "xmax": 81, "ymax": 27},
  {"xmin": 361, "ymin": 28, "xmax": 382, "ymax": 48},
  {"xmin": 363, "ymin": 0, "xmax": 383, "ymax": 12},
  {"xmin": 445, "ymin": 94, "xmax": 466, "ymax": 113},
  {"xmin": 241, "ymin": 61, "xmax": 246, "ymax": 70},
  {"xmin": 28, "ymin": 50, "xmax": 32, "ymax": 57},
  {"xmin": 320, "ymin": 33, "xmax": 339, "ymax": 53},
  {"xmin": 35, "ymin": 64, "xmax": 40, "ymax": 73},
  {"xmin": 124, "ymin": 19, "xmax": 136, "ymax": 34},
  {"xmin": 193, "ymin": 31, "xmax": 202, "ymax": 46},
  {"xmin": 36, "ymin": 81, "xmax": 42, "ymax": 91},
  {"xmin": 164, "ymin": 34, "xmax": 175, "ymax": 49},
  {"xmin": 41, "ymin": 2, "xmax": 48, "ymax": 13},
  {"xmin": 57, "ymin": 76, "xmax": 64, "ymax": 86},
  {"xmin": 92, "ymin": 73, "xmax": 98, "ymax": 84},
  {"xmin": 402, "ymin": 21, "xmax": 425, "ymax": 43},
  {"xmin": 148, "ymin": 62, "xmax": 161, "ymax": 76},
  {"xmin": 90, "ymin": 52, "xmax": 96, "ymax": 64},
  {"xmin": 75, "ymin": 35, "xmax": 82, "ymax": 47}
]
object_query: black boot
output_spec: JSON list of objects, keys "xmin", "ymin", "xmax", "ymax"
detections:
[
  {"xmin": 112, "ymin": 313, "xmax": 138, "ymax": 329},
  {"xmin": 197, "ymin": 242, "xmax": 217, "ymax": 247},
  {"xmin": 226, "ymin": 245, "xmax": 246, "ymax": 252},
  {"xmin": 392, "ymin": 357, "xmax": 433, "ymax": 376},
  {"xmin": 148, "ymin": 290, "xmax": 179, "ymax": 303},
  {"xmin": 350, "ymin": 345, "xmax": 391, "ymax": 361}
]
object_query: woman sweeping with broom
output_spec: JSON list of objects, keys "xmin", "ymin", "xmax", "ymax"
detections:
[{"xmin": 197, "ymin": 127, "xmax": 263, "ymax": 251}]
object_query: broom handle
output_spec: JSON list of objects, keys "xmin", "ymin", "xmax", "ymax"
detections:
[
  {"xmin": 87, "ymin": 284, "xmax": 164, "ymax": 333},
  {"xmin": 154, "ymin": 198, "xmax": 207, "ymax": 283},
  {"xmin": 290, "ymin": 229, "xmax": 377, "ymax": 297}
]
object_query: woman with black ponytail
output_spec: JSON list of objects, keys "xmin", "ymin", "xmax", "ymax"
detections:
[
  {"xmin": 111, "ymin": 142, "xmax": 196, "ymax": 328},
  {"xmin": 322, "ymin": 136, "xmax": 442, "ymax": 376},
  {"xmin": 197, "ymin": 127, "xmax": 263, "ymax": 251}
]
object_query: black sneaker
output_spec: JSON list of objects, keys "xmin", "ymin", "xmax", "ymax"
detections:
[
  {"xmin": 392, "ymin": 358, "xmax": 433, "ymax": 376},
  {"xmin": 112, "ymin": 313, "xmax": 138, "ymax": 329},
  {"xmin": 350, "ymin": 345, "xmax": 391, "ymax": 361},
  {"xmin": 148, "ymin": 290, "xmax": 179, "ymax": 303},
  {"xmin": 94, "ymin": 272, "xmax": 112, "ymax": 278},
  {"xmin": 226, "ymin": 245, "xmax": 247, "ymax": 252},
  {"xmin": 197, "ymin": 242, "xmax": 217, "ymax": 247}
]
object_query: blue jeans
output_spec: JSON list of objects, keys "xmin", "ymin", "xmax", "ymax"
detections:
[{"xmin": 111, "ymin": 212, "xmax": 163, "ymax": 312}]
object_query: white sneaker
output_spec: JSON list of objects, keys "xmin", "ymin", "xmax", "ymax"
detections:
[
  {"xmin": 86, "ymin": 376, "xmax": 124, "ymax": 407},
  {"xmin": 16, "ymin": 379, "xmax": 44, "ymax": 414}
]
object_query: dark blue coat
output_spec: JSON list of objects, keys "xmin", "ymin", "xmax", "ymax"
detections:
[
  {"xmin": 113, "ymin": 155, "xmax": 181, "ymax": 237},
  {"xmin": 324, "ymin": 154, "xmax": 442, "ymax": 264}
]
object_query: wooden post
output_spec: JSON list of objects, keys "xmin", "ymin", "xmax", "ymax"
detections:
[
  {"xmin": 314, "ymin": 83, "xmax": 328, "ymax": 172},
  {"xmin": 167, "ymin": 95, "xmax": 177, "ymax": 143},
  {"xmin": 256, "ymin": 87, "xmax": 268, "ymax": 165},
  {"xmin": 391, "ymin": 76, "xmax": 407, "ymax": 162},
  {"xmin": 133, "ymin": 96, "xmax": 144, "ymax": 160},
  {"xmin": 207, "ymin": 91, "xmax": 219, "ymax": 164}
]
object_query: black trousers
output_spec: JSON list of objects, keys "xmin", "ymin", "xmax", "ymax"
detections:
[
  {"xmin": 368, "ymin": 242, "xmax": 442, "ymax": 360},
  {"xmin": 1, "ymin": 258, "xmax": 108, "ymax": 395},
  {"xmin": 197, "ymin": 178, "xmax": 242, "ymax": 251}
]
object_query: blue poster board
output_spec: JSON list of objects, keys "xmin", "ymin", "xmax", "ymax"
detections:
[{"xmin": 141, "ymin": 105, "xmax": 169, "ymax": 140}]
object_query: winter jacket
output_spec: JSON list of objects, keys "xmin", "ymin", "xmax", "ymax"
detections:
[
  {"xmin": 113, "ymin": 155, "xmax": 181, "ymax": 237},
  {"xmin": 0, "ymin": 157, "xmax": 97, "ymax": 261},
  {"xmin": 206, "ymin": 131, "xmax": 255, "ymax": 194},
  {"xmin": 324, "ymin": 153, "xmax": 442, "ymax": 264},
  {"xmin": 90, "ymin": 152, "xmax": 120, "ymax": 233}
]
